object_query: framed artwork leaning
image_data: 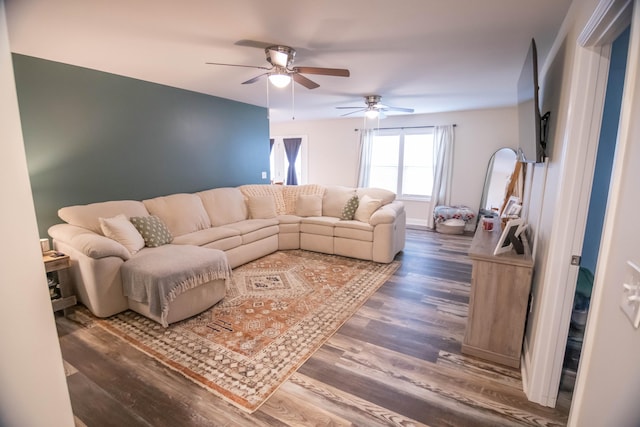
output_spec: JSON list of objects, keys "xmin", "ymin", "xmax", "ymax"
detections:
[{"xmin": 494, "ymin": 218, "xmax": 525, "ymax": 255}]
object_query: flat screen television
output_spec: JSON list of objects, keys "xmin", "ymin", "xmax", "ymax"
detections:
[{"xmin": 517, "ymin": 39, "xmax": 547, "ymax": 163}]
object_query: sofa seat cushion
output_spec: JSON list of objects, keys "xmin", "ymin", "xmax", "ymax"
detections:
[
  {"xmin": 334, "ymin": 220, "xmax": 374, "ymax": 242},
  {"xmin": 279, "ymin": 223, "xmax": 300, "ymax": 233},
  {"xmin": 224, "ymin": 218, "xmax": 279, "ymax": 234},
  {"xmin": 172, "ymin": 227, "xmax": 240, "ymax": 247},
  {"xmin": 334, "ymin": 220, "xmax": 374, "ymax": 232},
  {"xmin": 224, "ymin": 219, "xmax": 279, "ymax": 245},
  {"xmin": 300, "ymin": 216, "xmax": 339, "ymax": 237},
  {"xmin": 240, "ymin": 225, "xmax": 279, "ymax": 245},
  {"xmin": 143, "ymin": 193, "xmax": 211, "ymax": 237},
  {"xmin": 278, "ymin": 215, "xmax": 301, "ymax": 233},
  {"xmin": 202, "ymin": 235, "xmax": 243, "ymax": 252},
  {"xmin": 277, "ymin": 214, "xmax": 302, "ymax": 224},
  {"xmin": 300, "ymin": 216, "xmax": 340, "ymax": 227}
]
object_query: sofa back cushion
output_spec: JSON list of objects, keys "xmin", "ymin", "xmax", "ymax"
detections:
[
  {"xmin": 296, "ymin": 194, "xmax": 323, "ymax": 217},
  {"xmin": 247, "ymin": 195, "xmax": 277, "ymax": 219},
  {"xmin": 143, "ymin": 193, "xmax": 211, "ymax": 237},
  {"xmin": 58, "ymin": 200, "xmax": 149, "ymax": 234},
  {"xmin": 323, "ymin": 186, "xmax": 356, "ymax": 218},
  {"xmin": 197, "ymin": 187, "xmax": 248, "ymax": 226},
  {"xmin": 356, "ymin": 187, "xmax": 396, "ymax": 206}
]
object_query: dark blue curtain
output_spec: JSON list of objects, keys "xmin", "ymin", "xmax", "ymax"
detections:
[{"xmin": 283, "ymin": 137, "xmax": 301, "ymax": 185}]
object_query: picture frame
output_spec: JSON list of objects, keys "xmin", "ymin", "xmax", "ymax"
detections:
[
  {"xmin": 506, "ymin": 201, "xmax": 522, "ymax": 216},
  {"xmin": 493, "ymin": 218, "xmax": 525, "ymax": 255},
  {"xmin": 502, "ymin": 196, "xmax": 521, "ymax": 218}
]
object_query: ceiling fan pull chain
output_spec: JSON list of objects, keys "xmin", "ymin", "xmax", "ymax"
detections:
[
  {"xmin": 291, "ymin": 78, "xmax": 296, "ymax": 120},
  {"xmin": 266, "ymin": 78, "xmax": 270, "ymax": 119}
]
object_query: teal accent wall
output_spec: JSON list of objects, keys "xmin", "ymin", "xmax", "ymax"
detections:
[{"xmin": 12, "ymin": 54, "xmax": 270, "ymax": 237}]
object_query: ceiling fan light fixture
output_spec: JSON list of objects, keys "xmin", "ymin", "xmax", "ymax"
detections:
[
  {"xmin": 365, "ymin": 109, "xmax": 379, "ymax": 119},
  {"xmin": 268, "ymin": 73, "xmax": 291, "ymax": 88}
]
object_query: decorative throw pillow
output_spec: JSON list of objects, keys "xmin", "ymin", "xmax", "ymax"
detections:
[
  {"xmin": 248, "ymin": 196, "xmax": 277, "ymax": 219},
  {"xmin": 99, "ymin": 214, "xmax": 145, "ymax": 254},
  {"xmin": 296, "ymin": 194, "xmax": 323, "ymax": 217},
  {"xmin": 354, "ymin": 195, "xmax": 383, "ymax": 223},
  {"xmin": 130, "ymin": 215, "xmax": 173, "ymax": 247},
  {"xmin": 341, "ymin": 195, "xmax": 359, "ymax": 220}
]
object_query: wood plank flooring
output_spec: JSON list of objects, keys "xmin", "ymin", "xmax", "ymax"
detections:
[{"xmin": 56, "ymin": 228, "xmax": 571, "ymax": 426}]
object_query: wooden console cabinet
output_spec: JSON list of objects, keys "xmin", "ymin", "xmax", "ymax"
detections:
[{"xmin": 462, "ymin": 221, "xmax": 533, "ymax": 368}]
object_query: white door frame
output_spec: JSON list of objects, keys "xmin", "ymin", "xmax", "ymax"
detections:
[{"xmin": 522, "ymin": 0, "xmax": 633, "ymax": 407}]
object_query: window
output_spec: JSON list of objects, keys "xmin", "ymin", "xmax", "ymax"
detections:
[
  {"xmin": 369, "ymin": 129, "xmax": 434, "ymax": 198},
  {"xmin": 269, "ymin": 135, "xmax": 307, "ymax": 185}
]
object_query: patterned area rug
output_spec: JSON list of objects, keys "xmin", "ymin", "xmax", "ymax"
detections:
[{"xmin": 93, "ymin": 250, "xmax": 399, "ymax": 413}]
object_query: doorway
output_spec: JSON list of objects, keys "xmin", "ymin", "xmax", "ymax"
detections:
[{"xmin": 561, "ymin": 26, "xmax": 630, "ymax": 392}]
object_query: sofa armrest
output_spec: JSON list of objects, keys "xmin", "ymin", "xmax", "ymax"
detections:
[
  {"xmin": 369, "ymin": 201, "xmax": 405, "ymax": 226},
  {"xmin": 48, "ymin": 223, "xmax": 131, "ymax": 261}
]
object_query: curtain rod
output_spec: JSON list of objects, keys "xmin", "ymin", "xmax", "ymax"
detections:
[{"xmin": 353, "ymin": 124, "xmax": 457, "ymax": 132}]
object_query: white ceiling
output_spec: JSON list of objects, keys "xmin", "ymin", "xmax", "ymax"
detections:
[{"xmin": 6, "ymin": 0, "xmax": 572, "ymax": 123}]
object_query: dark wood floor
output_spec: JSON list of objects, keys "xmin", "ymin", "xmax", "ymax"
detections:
[{"xmin": 57, "ymin": 229, "xmax": 571, "ymax": 426}]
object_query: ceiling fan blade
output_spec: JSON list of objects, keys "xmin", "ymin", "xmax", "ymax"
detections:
[
  {"xmin": 294, "ymin": 66, "xmax": 350, "ymax": 77},
  {"xmin": 242, "ymin": 73, "xmax": 268, "ymax": 84},
  {"xmin": 340, "ymin": 108, "xmax": 366, "ymax": 117},
  {"xmin": 336, "ymin": 106, "xmax": 366, "ymax": 109},
  {"xmin": 292, "ymin": 73, "xmax": 320, "ymax": 89},
  {"xmin": 205, "ymin": 62, "xmax": 270, "ymax": 71},
  {"xmin": 234, "ymin": 39, "xmax": 276, "ymax": 49},
  {"xmin": 384, "ymin": 106, "xmax": 415, "ymax": 113}
]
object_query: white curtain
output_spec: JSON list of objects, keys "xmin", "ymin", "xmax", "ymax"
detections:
[
  {"xmin": 427, "ymin": 125, "xmax": 455, "ymax": 229},
  {"xmin": 356, "ymin": 129, "xmax": 375, "ymax": 187}
]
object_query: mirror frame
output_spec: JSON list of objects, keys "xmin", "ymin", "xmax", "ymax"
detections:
[{"xmin": 478, "ymin": 147, "xmax": 518, "ymax": 219}]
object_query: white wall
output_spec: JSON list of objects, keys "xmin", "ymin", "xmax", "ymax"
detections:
[
  {"xmin": 0, "ymin": 2, "xmax": 75, "ymax": 425},
  {"xmin": 271, "ymin": 106, "xmax": 518, "ymax": 227}
]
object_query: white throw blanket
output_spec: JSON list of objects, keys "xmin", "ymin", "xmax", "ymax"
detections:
[{"xmin": 121, "ymin": 245, "xmax": 231, "ymax": 327}]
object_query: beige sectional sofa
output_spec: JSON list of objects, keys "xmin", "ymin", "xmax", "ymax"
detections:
[{"xmin": 48, "ymin": 184, "xmax": 406, "ymax": 320}]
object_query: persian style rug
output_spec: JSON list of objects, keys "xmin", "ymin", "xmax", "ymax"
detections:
[{"xmin": 93, "ymin": 250, "xmax": 399, "ymax": 413}]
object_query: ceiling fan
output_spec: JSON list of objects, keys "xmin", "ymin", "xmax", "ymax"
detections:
[
  {"xmin": 337, "ymin": 95, "xmax": 415, "ymax": 118},
  {"xmin": 206, "ymin": 45, "xmax": 350, "ymax": 89}
]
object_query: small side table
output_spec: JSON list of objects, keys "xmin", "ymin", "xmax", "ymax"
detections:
[{"xmin": 43, "ymin": 251, "xmax": 76, "ymax": 316}]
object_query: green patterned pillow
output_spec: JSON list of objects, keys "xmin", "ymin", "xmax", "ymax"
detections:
[
  {"xmin": 130, "ymin": 215, "xmax": 173, "ymax": 247},
  {"xmin": 341, "ymin": 195, "xmax": 359, "ymax": 220}
]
